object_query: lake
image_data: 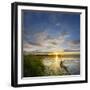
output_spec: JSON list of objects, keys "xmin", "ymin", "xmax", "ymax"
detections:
[{"xmin": 23, "ymin": 54, "xmax": 80, "ymax": 77}]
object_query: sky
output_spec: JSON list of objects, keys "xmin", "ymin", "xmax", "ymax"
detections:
[{"xmin": 22, "ymin": 10, "xmax": 80, "ymax": 53}]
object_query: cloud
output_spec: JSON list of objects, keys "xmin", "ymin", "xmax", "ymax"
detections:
[
  {"xmin": 67, "ymin": 40, "xmax": 80, "ymax": 47},
  {"xmin": 23, "ymin": 31, "xmax": 67, "ymax": 52},
  {"xmin": 56, "ymin": 23, "xmax": 61, "ymax": 26},
  {"xmin": 23, "ymin": 29, "xmax": 80, "ymax": 52},
  {"xmin": 33, "ymin": 31, "xmax": 48, "ymax": 46},
  {"xmin": 23, "ymin": 31, "xmax": 48, "ymax": 46},
  {"xmin": 66, "ymin": 40, "xmax": 80, "ymax": 51}
]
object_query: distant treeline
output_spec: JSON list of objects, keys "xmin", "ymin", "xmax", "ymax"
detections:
[{"xmin": 34, "ymin": 54, "xmax": 80, "ymax": 58}]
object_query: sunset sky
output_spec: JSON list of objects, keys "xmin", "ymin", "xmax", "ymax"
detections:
[{"xmin": 22, "ymin": 10, "xmax": 80, "ymax": 53}]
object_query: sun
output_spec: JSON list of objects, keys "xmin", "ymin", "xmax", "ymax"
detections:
[{"xmin": 54, "ymin": 52, "xmax": 59, "ymax": 61}]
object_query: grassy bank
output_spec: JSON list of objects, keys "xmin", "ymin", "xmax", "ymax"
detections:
[{"xmin": 23, "ymin": 55, "xmax": 45, "ymax": 77}]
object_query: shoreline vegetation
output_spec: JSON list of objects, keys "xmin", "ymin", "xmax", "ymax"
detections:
[{"xmin": 23, "ymin": 52, "xmax": 80, "ymax": 77}]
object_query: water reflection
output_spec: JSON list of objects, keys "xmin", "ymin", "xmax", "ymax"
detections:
[{"xmin": 43, "ymin": 57, "xmax": 80, "ymax": 75}]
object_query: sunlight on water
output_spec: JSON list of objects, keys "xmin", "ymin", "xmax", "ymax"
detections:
[
  {"xmin": 24, "ymin": 53, "xmax": 80, "ymax": 77},
  {"xmin": 43, "ymin": 52, "xmax": 64, "ymax": 75},
  {"xmin": 51, "ymin": 52, "xmax": 60, "ymax": 73},
  {"xmin": 42, "ymin": 55, "xmax": 80, "ymax": 75}
]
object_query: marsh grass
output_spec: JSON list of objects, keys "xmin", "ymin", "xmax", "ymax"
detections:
[
  {"xmin": 23, "ymin": 55, "xmax": 45, "ymax": 77},
  {"xmin": 23, "ymin": 54, "xmax": 79, "ymax": 77}
]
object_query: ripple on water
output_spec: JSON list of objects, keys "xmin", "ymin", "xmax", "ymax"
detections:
[{"xmin": 43, "ymin": 57, "xmax": 80, "ymax": 75}]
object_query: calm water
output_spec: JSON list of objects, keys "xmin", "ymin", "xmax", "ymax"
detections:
[
  {"xmin": 42, "ymin": 57, "xmax": 80, "ymax": 75},
  {"xmin": 23, "ymin": 55, "xmax": 80, "ymax": 77}
]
